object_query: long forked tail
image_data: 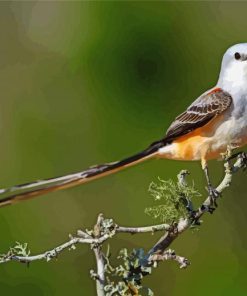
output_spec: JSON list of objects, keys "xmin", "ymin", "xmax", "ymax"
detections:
[{"xmin": 0, "ymin": 141, "xmax": 165, "ymax": 208}]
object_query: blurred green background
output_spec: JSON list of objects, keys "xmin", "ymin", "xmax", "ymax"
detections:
[{"xmin": 0, "ymin": 1, "xmax": 246, "ymax": 295}]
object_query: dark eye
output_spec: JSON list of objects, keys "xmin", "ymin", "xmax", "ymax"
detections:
[{"xmin": 234, "ymin": 52, "xmax": 241, "ymax": 60}]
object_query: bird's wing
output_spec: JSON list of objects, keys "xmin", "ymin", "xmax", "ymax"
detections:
[{"xmin": 164, "ymin": 88, "xmax": 232, "ymax": 142}]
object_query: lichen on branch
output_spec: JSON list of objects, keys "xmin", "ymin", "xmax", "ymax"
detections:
[
  {"xmin": 145, "ymin": 171, "xmax": 201, "ymax": 224},
  {"xmin": 0, "ymin": 150, "xmax": 246, "ymax": 296}
]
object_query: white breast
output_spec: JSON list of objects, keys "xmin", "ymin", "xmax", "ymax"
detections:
[{"xmin": 216, "ymin": 61, "xmax": 247, "ymax": 149}]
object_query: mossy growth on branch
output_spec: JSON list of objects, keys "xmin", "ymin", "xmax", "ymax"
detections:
[
  {"xmin": 0, "ymin": 242, "xmax": 30, "ymax": 263},
  {"xmin": 145, "ymin": 174, "xmax": 201, "ymax": 224}
]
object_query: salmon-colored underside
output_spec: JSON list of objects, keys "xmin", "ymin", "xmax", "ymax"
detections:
[{"xmin": 173, "ymin": 115, "xmax": 224, "ymax": 161}]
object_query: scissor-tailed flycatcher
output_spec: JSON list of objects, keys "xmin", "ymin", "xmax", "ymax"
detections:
[{"xmin": 0, "ymin": 43, "xmax": 246, "ymax": 208}]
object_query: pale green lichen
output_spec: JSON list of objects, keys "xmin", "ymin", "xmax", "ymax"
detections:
[
  {"xmin": 0, "ymin": 242, "xmax": 30, "ymax": 263},
  {"xmin": 145, "ymin": 176, "xmax": 201, "ymax": 224}
]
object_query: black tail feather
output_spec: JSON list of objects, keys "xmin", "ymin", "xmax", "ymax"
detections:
[{"xmin": 0, "ymin": 140, "xmax": 166, "ymax": 208}]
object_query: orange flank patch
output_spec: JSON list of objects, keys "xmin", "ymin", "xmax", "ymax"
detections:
[
  {"xmin": 172, "ymin": 115, "xmax": 224, "ymax": 161},
  {"xmin": 174, "ymin": 134, "xmax": 204, "ymax": 160}
]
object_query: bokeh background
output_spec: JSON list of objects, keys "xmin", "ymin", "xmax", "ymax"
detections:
[{"xmin": 0, "ymin": 1, "xmax": 246, "ymax": 295}]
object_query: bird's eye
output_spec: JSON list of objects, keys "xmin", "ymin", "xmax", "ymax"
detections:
[{"xmin": 234, "ymin": 52, "xmax": 241, "ymax": 60}]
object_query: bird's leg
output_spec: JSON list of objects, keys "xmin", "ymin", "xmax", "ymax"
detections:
[
  {"xmin": 201, "ymin": 159, "xmax": 220, "ymax": 209},
  {"xmin": 204, "ymin": 165, "xmax": 220, "ymax": 206}
]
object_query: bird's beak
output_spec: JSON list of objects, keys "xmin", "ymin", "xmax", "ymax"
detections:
[{"xmin": 241, "ymin": 54, "xmax": 247, "ymax": 61}]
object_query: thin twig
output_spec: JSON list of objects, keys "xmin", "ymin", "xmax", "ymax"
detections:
[
  {"xmin": 0, "ymin": 152, "xmax": 245, "ymax": 296},
  {"xmin": 92, "ymin": 214, "xmax": 105, "ymax": 296},
  {"xmin": 116, "ymin": 223, "xmax": 170, "ymax": 234}
]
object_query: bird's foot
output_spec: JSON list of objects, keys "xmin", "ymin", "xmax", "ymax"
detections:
[
  {"xmin": 238, "ymin": 152, "xmax": 247, "ymax": 170},
  {"xmin": 201, "ymin": 204, "xmax": 216, "ymax": 214},
  {"xmin": 207, "ymin": 185, "xmax": 220, "ymax": 208}
]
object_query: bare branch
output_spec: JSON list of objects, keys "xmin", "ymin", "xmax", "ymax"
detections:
[
  {"xmin": 0, "ymin": 151, "xmax": 245, "ymax": 295},
  {"xmin": 0, "ymin": 221, "xmax": 170, "ymax": 265},
  {"xmin": 149, "ymin": 249, "xmax": 190, "ymax": 269},
  {"xmin": 116, "ymin": 223, "xmax": 170, "ymax": 234},
  {"xmin": 92, "ymin": 214, "xmax": 106, "ymax": 296}
]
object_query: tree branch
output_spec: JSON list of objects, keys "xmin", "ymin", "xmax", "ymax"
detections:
[
  {"xmin": 93, "ymin": 214, "xmax": 106, "ymax": 296},
  {"xmin": 0, "ymin": 150, "xmax": 245, "ymax": 295},
  {"xmin": 147, "ymin": 151, "xmax": 246, "ymax": 260},
  {"xmin": 0, "ymin": 221, "xmax": 170, "ymax": 265}
]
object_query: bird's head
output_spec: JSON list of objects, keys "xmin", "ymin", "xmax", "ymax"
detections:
[{"xmin": 218, "ymin": 43, "xmax": 247, "ymax": 92}]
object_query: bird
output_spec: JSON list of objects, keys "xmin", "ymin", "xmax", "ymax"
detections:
[{"xmin": 0, "ymin": 43, "xmax": 246, "ymax": 208}]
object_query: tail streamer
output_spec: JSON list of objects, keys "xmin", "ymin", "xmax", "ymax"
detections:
[{"xmin": 0, "ymin": 141, "xmax": 165, "ymax": 208}]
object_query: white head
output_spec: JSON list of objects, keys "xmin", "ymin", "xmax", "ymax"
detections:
[{"xmin": 217, "ymin": 43, "xmax": 247, "ymax": 94}]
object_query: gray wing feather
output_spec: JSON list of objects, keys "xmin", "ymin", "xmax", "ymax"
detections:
[{"xmin": 165, "ymin": 88, "xmax": 232, "ymax": 142}]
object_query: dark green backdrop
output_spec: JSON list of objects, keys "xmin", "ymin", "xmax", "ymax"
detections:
[{"xmin": 0, "ymin": 1, "xmax": 246, "ymax": 295}]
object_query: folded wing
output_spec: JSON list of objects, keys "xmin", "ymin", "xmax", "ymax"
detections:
[{"xmin": 165, "ymin": 88, "xmax": 232, "ymax": 142}]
